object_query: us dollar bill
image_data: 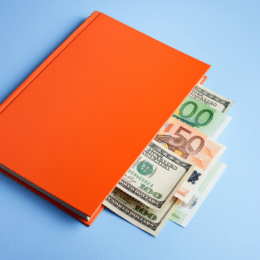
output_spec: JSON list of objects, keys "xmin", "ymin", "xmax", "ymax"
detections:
[
  {"xmin": 189, "ymin": 84, "xmax": 234, "ymax": 113},
  {"xmin": 170, "ymin": 161, "xmax": 226, "ymax": 227},
  {"xmin": 104, "ymin": 187, "xmax": 179, "ymax": 236},
  {"xmin": 117, "ymin": 141, "xmax": 195, "ymax": 211}
]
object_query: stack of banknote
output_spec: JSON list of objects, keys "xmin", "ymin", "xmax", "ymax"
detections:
[{"xmin": 103, "ymin": 84, "xmax": 233, "ymax": 236}]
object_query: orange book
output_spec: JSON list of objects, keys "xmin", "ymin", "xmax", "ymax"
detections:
[{"xmin": 0, "ymin": 11, "xmax": 210, "ymax": 225}]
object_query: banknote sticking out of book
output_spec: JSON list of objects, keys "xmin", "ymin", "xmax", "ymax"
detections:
[{"xmin": 104, "ymin": 84, "xmax": 233, "ymax": 236}]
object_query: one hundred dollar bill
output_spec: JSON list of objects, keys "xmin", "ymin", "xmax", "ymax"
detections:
[
  {"xmin": 117, "ymin": 141, "xmax": 195, "ymax": 210},
  {"xmin": 156, "ymin": 118, "xmax": 226, "ymax": 203},
  {"xmin": 189, "ymin": 84, "xmax": 234, "ymax": 113},
  {"xmin": 173, "ymin": 96, "xmax": 232, "ymax": 139},
  {"xmin": 104, "ymin": 187, "xmax": 180, "ymax": 236},
  {"xmin": 170, "ymin": 161, "xmax": 226, "ymax": 227}
]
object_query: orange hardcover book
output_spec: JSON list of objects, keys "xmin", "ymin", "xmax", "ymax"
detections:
[{"xmin": 0, "ymin": 11, "xmax": 210, "ymax": 225}]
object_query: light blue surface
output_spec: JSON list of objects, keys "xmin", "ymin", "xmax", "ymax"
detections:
[{"xmin": 0, "ymin": 1, "xmax": 259, "ymax": 259}]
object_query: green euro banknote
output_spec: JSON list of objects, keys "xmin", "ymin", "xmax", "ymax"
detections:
[
  {"xmin": 173, "ymin": 96, "xmax": 231, "ymax": 139},
  {"xmin": 170, "ymin": 161, "xmax": 226, "ymax": 227}
]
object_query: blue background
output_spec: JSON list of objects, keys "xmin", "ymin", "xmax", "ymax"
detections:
[{"xmin": 0, "ymin": 1, "xmax": 259, "ymax": 259}]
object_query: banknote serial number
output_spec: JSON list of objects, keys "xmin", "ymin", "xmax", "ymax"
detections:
[
  {"xmin": 133, "ymin": 205, "xmax": 157, "ymax": 221},
  {"xmin": 128, "ymin": 170, "xmax": 163, "ymax": 199},
  {"xmin": 128, "ymin": 169, "xmax": 154, "ymax": 187}
]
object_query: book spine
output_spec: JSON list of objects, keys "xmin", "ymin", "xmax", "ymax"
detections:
[{"xmin": 0, "ymin": 10, "xmax": 101, "ymax": 114}]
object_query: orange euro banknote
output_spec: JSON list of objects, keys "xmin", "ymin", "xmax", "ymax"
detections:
[{"xmin": 156, "ymin": 117, "xmax": 226, "ymax": 203}]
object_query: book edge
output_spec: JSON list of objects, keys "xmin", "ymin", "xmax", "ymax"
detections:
[{"xmin": 0, "ymin": 164, "xmax": 104, "ymax": 225}]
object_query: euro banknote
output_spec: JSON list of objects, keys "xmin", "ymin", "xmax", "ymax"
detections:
[
  {"xmin": 173, "ymin": 96, "xmax": 232, "ymax": 139},
  {"xmin": 156, "ymin": 118, "xmax": 226, "ymax": 203},
  {"xmin": 104, "ymin": 187, "xmax": 179, "ymax": 236},
  {"xmin": 189, "ymin": 84, "xmax": 234, "ymax": 113},
  {"xmin": 117, "ymin": 141, "xmax": 195, "ymax": 210},
  {"xmin": 170, "ymin": 161, "xmax": 226, "ymax": 227}
]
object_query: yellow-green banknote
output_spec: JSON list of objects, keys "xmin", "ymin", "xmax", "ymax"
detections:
[{"xmin": 170, "ymin": 161, "xmax": 226, "ymax": 227}]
